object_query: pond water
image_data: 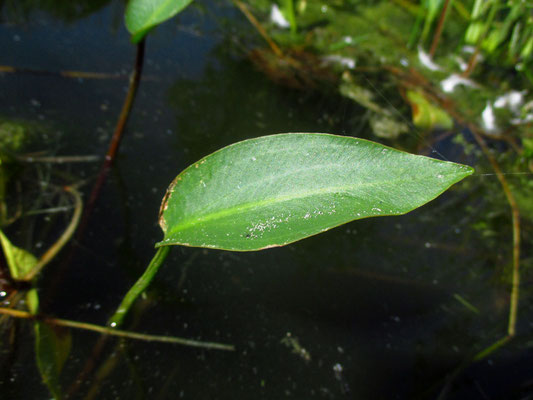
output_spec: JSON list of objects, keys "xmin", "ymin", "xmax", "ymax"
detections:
[{"xmin": 1, "ymin": 1, "xmax": 532, "ymax": 399}]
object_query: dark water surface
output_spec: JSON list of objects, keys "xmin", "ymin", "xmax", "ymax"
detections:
[{"xmin": 1, "ymin": 1, "xmax": 531, "ymax": 399}]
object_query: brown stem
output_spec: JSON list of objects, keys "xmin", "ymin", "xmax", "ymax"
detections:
[
  {"xmin": 232, "ymin": 0, "xmax": 284, "ymax": 58},
  {"xmin": 429, "ymin": 0, "xmax": 452, "ymax": 57},
  {"xmin": 42, "ymin": 39, "xmax": 146, "ymax": 315},
  {"xmin": 15, "ymin": 154, "xmax": 100, "ymax": 163},
  {"xmin": 462, "ymin": 45, "xmax": 481, "ymax": 78},
  {"xmin": 0, "ymin": 65, "xmax": 123, "ymax": 79},
  {"xmin": 79, "ymin": 39, "xmax": 146, "ymax": 241},
  {"xmin": 104, "ymin": 39, "xmax": 145, "ymax": 165}
]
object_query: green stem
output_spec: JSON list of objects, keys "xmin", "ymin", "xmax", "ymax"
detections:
[
  {"xmin": 282, "ymin": 0, "xmax": 296, "ymax": 34},
  {"xmin": 108, "ymin": 246, "xmax": 170, "ymax": 328},
  {"xmin": 22, "ymin": 186, "xmax": 83, "ymax": 281},
  {"xmin": 407, "ymin": 11, "xmax": 424, "ymax": 48},
  {"xmin": 473, "ymin": 336, "xmax": 511, "ymax": 361},
  {"xmin": 0, "ymin": 306, "xmax": 234, "ymax": 351}
]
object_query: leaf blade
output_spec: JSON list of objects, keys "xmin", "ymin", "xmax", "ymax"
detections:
[
  {"xmin": 34, "ymin": 320, "xmax": 72, "ymax": 400},
  {"xmin": 125, "ymin": 0, "xmax": 193, "ymax": 43},
  {"xmin": 0, "ymin": 229, "xmax": 38, "ymax": 279},
  {"xmin": 158, "ymin": 133, "xmax": 473, "ymax": 251}
]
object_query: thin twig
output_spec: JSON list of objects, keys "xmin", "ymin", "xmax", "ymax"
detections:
[
  {"xmin": 232, "ymin": 0, "xmax": 284, "ymax": 58},
  {"xmin": 15, "ymin": 155, "xmax": 100, "ymax": 163},
  {"xmin": 0, "ymin": 65, "xmax": 124, "ymax": 79},
  {"xmin": 0, "ymin": 307, "xmax": 234, "ymax": 351},
  {"xmin": 0, "ymin": 65, "xmax": 156, "ymax": 81},
  {"xmin": 429, "ymin": 0, "xmax": 452, "ymax": 57}
]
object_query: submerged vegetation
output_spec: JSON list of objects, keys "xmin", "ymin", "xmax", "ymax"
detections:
[{"xmin": 0, "ymin": 0, "xmax": 532, "ymax": 398}]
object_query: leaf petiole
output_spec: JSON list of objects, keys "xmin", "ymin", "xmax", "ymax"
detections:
[{"xmin": 108, "ymin": 245, "xmax": 170, "ymax": 328}]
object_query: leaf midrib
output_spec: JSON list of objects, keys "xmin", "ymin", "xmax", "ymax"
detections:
[{"xmin": 165, "ymin": 174, "xmax": 426, "ymax": 236}]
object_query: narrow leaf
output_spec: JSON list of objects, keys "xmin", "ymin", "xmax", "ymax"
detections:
[
  {"xmin": 35, "ymin": 321, "xmax": 72, "ymax": 400},
  {"xmin": 157, "ymin": 133, "xmax": 473, "ymax": 251},
  {"xmin": 125, "ymin": 0, "xmax": 194, "ymax": 43},
  {"xmin": 0, "ymin": 229, "xmax": 38, "ymax": 279}
]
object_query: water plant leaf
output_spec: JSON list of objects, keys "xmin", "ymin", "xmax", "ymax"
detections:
[
  {"xmin": 0, "ymin": 229, "xmax": 37, "ymax": 279},
  {"xmin": 34, "ymin": 321, "xmax": 72, "ymax": 400},
  {"xmin": 157, "ymin": 133, "xmax": 473, "ymax": 251},
  {"xmin": 125, "ymin": 0, "xmax": 193, "ymax": 43}
]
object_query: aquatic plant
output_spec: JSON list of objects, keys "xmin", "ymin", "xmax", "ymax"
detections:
[
  {"xmin": 110, "ymin": 133, "xmax": 473, "ymax": 326},
  {"xmin": 2, "ymin": 0, "xmax": 530, "ymax": 398}
]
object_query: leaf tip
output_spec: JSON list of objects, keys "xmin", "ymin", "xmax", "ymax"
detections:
[{"xmin": 462, "ymin": 164, "xmax": 475, "ymax": 176}]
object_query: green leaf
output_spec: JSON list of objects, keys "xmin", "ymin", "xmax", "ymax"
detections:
[
  {"xmin": 280, "ymin": 0, "xmax": 297, "ymax": 33},
  {"xmin": 406, "ymin": 90, "xmax": 453, "ymax": 131},
  {"xmin": 125, "ymin": 0, "xmax": 194, "ymax": 43},
  {"xmin": 0, "ymin": 229, "xmax": 38, "ymax": 280},
  {"xmin": 34, "ymin": 321, "xmax": 72, "ymax": 400},
  {"xmin": 157, "ymin": 133, "xmax": 473, "ymax": 251}
]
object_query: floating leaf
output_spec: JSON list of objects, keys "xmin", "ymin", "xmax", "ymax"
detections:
[
  {"xmin": 157, "ymin": 133, "xmax": 473, "ymax": 251},
  {"xmin": 0, "ymin": 229, "xmax": 37, "ymax": 279},
  {"xmin": 125, "ymin": 0, "xmax": 194, "ymax": 43}
]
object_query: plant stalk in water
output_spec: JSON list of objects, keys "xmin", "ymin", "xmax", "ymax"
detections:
[
  {"xmin": 0, "ymin": 306, "xmax": 233, "ymax": 350},
  {"xmin": 108, "ymin": 246, "xmax": 170, "ymax": 327},
  {"xmin": 84, "ymin": 39, "xmax": 146, "ymax": 230},
  {"xmin": 20, "ymin": 186, "xmax": 82, "ymax": 281}
]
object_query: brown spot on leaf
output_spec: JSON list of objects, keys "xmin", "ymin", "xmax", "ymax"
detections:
[{"xmin": 158, "ymin": 176, "xmax": 179, "ymax": 233}]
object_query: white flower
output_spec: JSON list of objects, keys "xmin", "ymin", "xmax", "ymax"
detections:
[
  {"xmin": 418, "ymin": 46, "xmax": 442, "ymax": 71},
  {"xmin": 270, "ymin": 4, "xmax": 290, "ymax": 28},
  {"xmin": 481, "ymin": 102, "xmax": 499, "ymax": 134},
  {"xmin": 441, "ymin": 74, "xmax": 479, "ymax": 93}
]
